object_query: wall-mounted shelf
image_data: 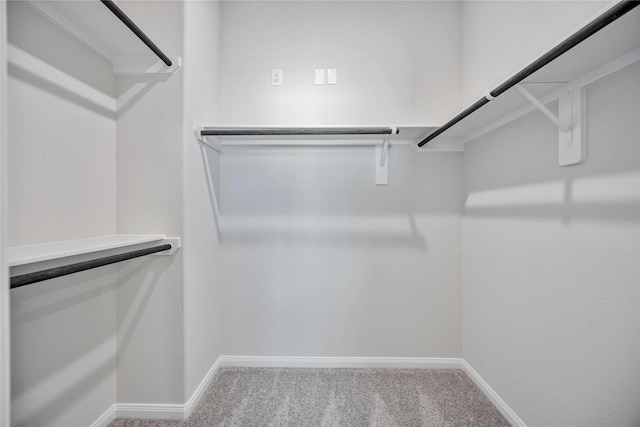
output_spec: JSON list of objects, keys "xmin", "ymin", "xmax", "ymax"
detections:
[
  {"xmin": 23, "ymin": 0, "xmax": 180, "ymax": 75},
  {"xmin": 8, "ymin": 234, "xmax": 180, "ymax": 267},
  {"xmin": 420, "ymin": 1, "xmax": 640, "ymax": 166},
  {"xmin": 197, "ymin": 125, "xmax": 441, "ymax": 145},
  {"xmin": 9, "ymin": 235, "xmax": 181, "ymax": 288},
  {"xmin": 196, "ymin": 125, "xmax": 445, "ymax": 186}
]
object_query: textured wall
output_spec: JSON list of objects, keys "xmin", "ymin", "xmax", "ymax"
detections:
[
  {"xmin": 183, "ymin": 0, "xmax": 224, "ymax": 401},
  {"xmin": 220, "ymin": 147, "xmax": 463, "ymax": 357},
  {"xmin": 462, "ymin": 0, "xmax": 609, "ymax": 104},
  {"xmin": 219, "ymin": 1, "xmax": 462, "ymax": 125},
  {"xmin": 0, "ymin": 2, "xmax": 9, "ymax": 424},
  {"xmin": 7, "ymin": 2, "xmax": 118, "ymax": 425},
  {"xmin": 462, "ymin": 63, "xmax": 640, "ymax": 426},
  {"xmin": 7, "ymin": 0, "xmax": 116, "ymax": 246},
  {"xmin": 115, "ymin": 0, "xmax": 185, "ymax": 404}
]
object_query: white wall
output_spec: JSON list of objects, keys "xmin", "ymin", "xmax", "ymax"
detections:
[
  {"xmin": 220, "ymin": 147, "xmax": 463, "ymax": 357},
  {"xmin": 219, "ymin": 1, "xmax": 462, "ymax": 125},
  {"xmin": 217, "ymin": 0, "xmax": 464, "ymax": 358},
  {"xmin": 462, "ymin": 63, "xmax": 640, "ymax": 426},
  {"xmin": 6, "ymin": 2, "xmax": 118, "ymax": 425},
  {"xmin": 115, "ymin": 0, "xmax": 185, "ymax": 405},
  {"xmin": 0, "ymin": 1, "xmax": 10, "ymax": 424},
  {"xmin": 7, "ymin": 1, "xmax": 117, "ymax": 246},
  {"xmin": 183, "ymin": 0, "xmax": 223, "ymax": 400},
  {"xmin": 462, "ymin": 0, "xmax": 610, "ymax": 104}
]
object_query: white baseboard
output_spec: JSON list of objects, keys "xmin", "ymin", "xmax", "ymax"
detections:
[
  {"xmin": 115, "ymin": 402, "xmax": 186, "ymax": 420},
  {"xmin": 219, "ymin": 355, "xmax": 463, "ymax": 369},
  {"xmin": 91, "ymin": 356, "xmax": 525, "ymax": 426},
  {"xmin": 91, "ymin": 356, "xmax": 223, "ymax": 423},
  {"xmin": 462, "ymin": 360, "xmax": 527, "ymax": 427},
  {"xmin": 89, "ymin": 404, "xmax": 117, "ymax": 427},
  {"xmin": 182, "ymin": 355, "xmax": 222, "ymax": 418}
]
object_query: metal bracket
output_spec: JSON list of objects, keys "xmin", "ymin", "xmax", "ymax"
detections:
[
  {"xmin": 195, "ymin": 125, "xmax": 222, "ymax": 153},
  {"xmin": 375, "ymin": 135, "xmax": 389, "ymax": 185},
  {"xmin": 150, "ymin": 238, "xmax": 181, "ymax": 256},
  {"xmin": 516, "ymin": 84, "xmax": 583, "ymax": 166}
]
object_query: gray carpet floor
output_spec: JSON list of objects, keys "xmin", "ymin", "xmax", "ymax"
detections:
[{"xmin": 109, "ymin": 367, "xmax": 511, "ymax": 427}]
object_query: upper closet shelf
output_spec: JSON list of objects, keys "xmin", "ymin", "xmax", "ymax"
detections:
[
  {"xmin": 196, "ymin": 125, "xmax": 447, "ymax": 186},
  {"xmin": 8, "ymin": 234, "xmax": 180, "ymax": 267},
  {"xmin": 23, "ymin": 0, "xmax": 180, "ymax": 75},
  {"xmin": 197, "ymin": 125, "xmax": 443, "ymax": 146},
  {"xmin": 420, "ymin": 0, "xmax": 640, "ymax": 165}
]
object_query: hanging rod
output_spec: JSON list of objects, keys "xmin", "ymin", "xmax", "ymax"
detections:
[
  {"xmin": 10, "ymin": 243, "xmax": 172, "ymax": 289},
  {"xmin": 100, "ymin": 0, "xmax": 173, "ymax": 67},
  {"xmin": 418, "ymin": 0, "xmax": 639, "ymax": 147},
  {"xmin": 201, "ymin": 127, "xmax": 398, "ymax": 137}
]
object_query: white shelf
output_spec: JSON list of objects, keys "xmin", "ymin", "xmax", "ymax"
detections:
[
  {"xmin": 8, "ymin": 234, "xmax": 167, "ymax": 267},
  {"xmin": 432, "ymin": 3, "xmax": 640, "ymax": 143},
  {"xmin": 199, "ymin": 125, "xmax": 441, "ymax": 145},
  {"xmin": 23, "ymin": 0, "xmax": 180, "ymax": 75}
]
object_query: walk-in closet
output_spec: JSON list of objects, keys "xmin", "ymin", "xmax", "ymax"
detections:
[{"xmin": 0, "ymin": 0, "xmax": 638, "ymax": 426}]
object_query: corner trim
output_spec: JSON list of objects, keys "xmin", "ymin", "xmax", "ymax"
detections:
[
  {"xmin": 461, "ymin": 360, "xmax": 527, "ymax": 427},
  {"xmin": 98, "ymin": 356, "xmax": 223, "ymax": 422},
  {"xmin": 89, "ymin": 404, "xmax": 117, "ymax": 427},
  {"xmin": 182, "ymin": 355, "xmax": 223, "ymax": 418},
  {"xmin": 219, "ymin": 355, "xmax": 463, "ymax": 369}
]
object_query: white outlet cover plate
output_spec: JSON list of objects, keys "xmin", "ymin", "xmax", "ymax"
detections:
[
  {"xmin": 272, "ymin": 69, "xmax": 283, "ymax": 86},
  {"xmin": 315, "ymin": 69, "xmax": 325, "ymax": 85},
  {"xmin": 328, "ymin": 68, "xmax": 337, "ymax": 85}
]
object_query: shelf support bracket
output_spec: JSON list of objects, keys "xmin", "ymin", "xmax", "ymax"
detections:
[
  {"xmin": 516, "ymin": 84, "xmax": 570, "ymax": 132},
  {"xmin": 375, "ymin": 135, "xmax": 389, "ymax": 185},
  {"xmin": 516, "ymin": 84, "xmax": 583, "ymax": 166},
  {"xmin": 194, "ymin": 125, "xmax": 222, "ymax": 153}
]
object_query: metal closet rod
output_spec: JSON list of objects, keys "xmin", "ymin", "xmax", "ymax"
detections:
[
  {"xmin": 201, "ymin": 127, "xmax": 398, "ymax": 136},
  {"xmin": 418, "ymin": 0, "xmax": 639, "ymax": 147},
  {"xmin": 100, "ymin": 0, "xmax": 173, "ymax": 67},
  {"xmin": 10, "ymin": 244, "xmax": 172, "ymax": 289}
]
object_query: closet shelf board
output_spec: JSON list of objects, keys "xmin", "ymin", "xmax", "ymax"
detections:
[
  {"xmin": 23, "ymin": 0, "xmax": 178, "ymax": 73},
  {"xmin": 8, "ymin": 234, "xmax": 166, "ymax": 267},
  {"xmin": 425, "ymin": 3, "xmax": 640, "ymax": 143},
  {"xmin": 200, "ymin": 125, "xmax": 441, "ymax": 144}
]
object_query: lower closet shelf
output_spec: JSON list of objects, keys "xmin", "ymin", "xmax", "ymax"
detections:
[{"xmin": 8, "ymin": 234, "xmax": 181, "ymax": 288}]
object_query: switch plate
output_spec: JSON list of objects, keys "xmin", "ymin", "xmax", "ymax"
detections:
[
  {"xmin": 315, "ymin": 69, "xmax": 325, "ymax": 85},
  {"xmin": 272, "ymin": 69, "xmax": 283, "ymax": 86},
  {"xmin": 327, "ymin": 68, "xmax": 337, "ymax": 85}
]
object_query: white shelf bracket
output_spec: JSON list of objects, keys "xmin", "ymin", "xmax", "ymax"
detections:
[
  {"xmin": 195, "ymin": 125, "xmax": 222, "ymax": 153},
  {"xmin": 375, "ymin": 135, "xmax": 389, "ymax": 185},
  {"xmin": 516, "ymin": 84, "xmax": 583, "ymax": 166},
  {"xmin": 516, "ymin": 84, "xmax": 571, "ymax": 132}
]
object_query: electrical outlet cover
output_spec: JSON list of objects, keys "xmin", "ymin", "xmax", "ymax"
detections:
[{"xmin": 272, "ymin": 69, "xmax": 283, "ymax": 86}]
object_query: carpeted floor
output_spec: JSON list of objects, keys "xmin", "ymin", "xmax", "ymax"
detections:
[{"xmin": 109, "ymin": 367, "xmax": 511, "ymax": 427}]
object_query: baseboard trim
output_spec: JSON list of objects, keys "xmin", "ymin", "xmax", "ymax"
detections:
[
  {"xmin": 93, "ymin": 356, "xmax": 223, "ymax": 423},
  {"xmin": 91, "ymin": 356, "xmax": 525, "ymax": 426},
  {"xmin": 219, "ymin": 355, "xmax": 463, "ymax": 369},
  {"xmin": 116, "ymin": 403, "xmax": 185, "ymax": 420},
  {"xmin": 462, "ymin": 360, "xmax": 527, "ymax": 427},
  {"xmin": 182, "ymin": 355, "xmax": 223, "ymax": 418},
  {"xmin": 90, "ymin": 404, "xmax": 117, "ymax": 427}
]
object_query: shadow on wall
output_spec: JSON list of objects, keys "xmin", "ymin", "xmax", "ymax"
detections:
[
  {"xmin": 216, "ymin": 214, "xmax": 427, "ymax": 248},
  {"xmin": 463, "ymin": 71, "xmax": 640, "ymax": 225},
  {"xmin": 197, "ymin": 145, "xmax": 462, "ymax": 248},
  {"xmin": 7, "ymin": 1, "xmax": 174, "ymax": 122},
  {"xmin": 10, "ymin": 258, "xmax": 170, "ymax": 427},
  {"xmin": 116, "ymin": 75, "xmax": 172, "ymax": 118}
]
